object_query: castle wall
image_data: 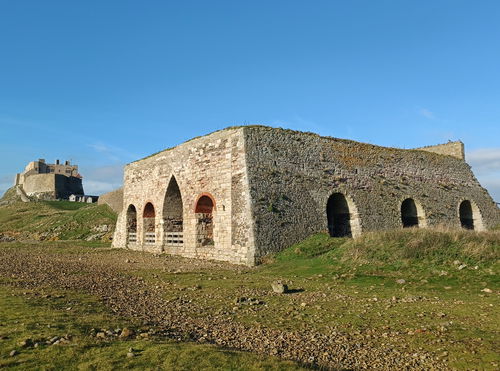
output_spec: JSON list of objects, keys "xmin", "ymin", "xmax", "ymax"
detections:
[
  {"xmin": 243, "ymin": 127, "xmax": 500, "ymax": 259},
  {"xmin": 54, "ymin": 175, "xmax": 84, "ymax": 199},
  {"xmin": 22, "ymin": 174, "xmax": 57, "ymax": 199},
  {"xmin": 113, "ymin": 128, "xmax": 255, "ymax": 265},
  {"xmin": 21, "ymin": 174, "xmax": 83, "ymax": 200}
]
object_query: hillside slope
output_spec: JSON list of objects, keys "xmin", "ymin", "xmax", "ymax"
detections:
[
  {"xmin": 0, "ymin": 200, "xmax": 117, "ymax": 242},
  {"xmin": 0, "ymin": 186, "xmax": 21, "ymax": 204}
]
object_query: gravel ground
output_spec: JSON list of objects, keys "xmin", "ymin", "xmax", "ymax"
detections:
[{"xmin": 0, "ymin": 247, "xmax": 448, "ymax": 370}]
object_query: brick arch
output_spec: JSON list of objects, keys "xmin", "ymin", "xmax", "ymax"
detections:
[
  {"xmin": 194, "ymin": 192, "xmax": 217, "ymax": 213},
  {"xmin": 142, "ymin": 201, "xmax": 156, "ymax": 245},
  {"xmin": 194, "ymin": 192, "xmax": 216, "ymax": 247},
  {"xmin": 143, "ymin": 201, "xmax": 156, "ymax": 218}
]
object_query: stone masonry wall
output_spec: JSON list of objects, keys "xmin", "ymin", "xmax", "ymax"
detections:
[
  {"xmin": 416, "ymin": 141, "xmax": 465, "ymax": 160},
  {"xmin": 112, "ymin": 128, "xmax": 255, "ymax": 265},
  {"xmin": 243, "ymin": 127, "xmax": 500, "ymax": 259},
  {"xmin": 23, "ymin": 174, "xmax": 56, "ymax": 199},
  {"xmin": 98, "ymin": 188, "xmax": 124, "ymax": 213}
]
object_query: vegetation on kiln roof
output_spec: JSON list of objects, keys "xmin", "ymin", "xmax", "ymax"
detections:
[{"xmin": 128, "ymin": 125, "xmax": 457, "ymax": 165}]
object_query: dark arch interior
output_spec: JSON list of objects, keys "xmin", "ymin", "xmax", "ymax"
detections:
[
  {"xmin": 195, "ymin": 195, "xmax": 215, "ymax": 246},
  {"xmin": 143, "ymin": 203, "xmax": 156, "ymax": 238},
  {"xmin": 143, "ymin": 203, "xmax": 155, "ymax": 218},
  {"xmin": 126, "ymin": 205, "xmax": 137, "ymax": 232},
  {"xmin": 195, "ymin": 195, "xmax": 214, "ymax": 214},
  {"xmin": 459, "ymin": 200, "xmax": 474, "ymax": 230},
  {"xmin": 327, "ymin": 193, "xmax": 352, "ymax": 237},
  {"xmin": 401, "ymin": 198, "xmax": 419, "ymax": 228},
  {"xmin": 163, "ymin": 177, "xmax": 183, "ymax": 232}
]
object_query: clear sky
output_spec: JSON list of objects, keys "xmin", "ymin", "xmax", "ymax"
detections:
[{"xmin": 1, "ymin": 0, "xmax": 499, "ymax": 201}]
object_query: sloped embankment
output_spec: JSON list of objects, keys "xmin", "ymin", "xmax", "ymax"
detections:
[{"xmin": 0, "ymin": 200, "xmax": 117, "ymax": 242}]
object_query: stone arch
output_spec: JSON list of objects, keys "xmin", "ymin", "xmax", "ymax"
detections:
[
  {"xmin": 143, "ymin": 202, "xmax": 156, "ymax": 244},
  {"xmin": 194, "ymin": 192, "xmax": 216, "ymax": 212},
  {"xmin": 326, "ymin": 192, "xmax": 361, "ymax": 238},
  {"xmin": 401, "ymin": 198, "xmax": 427, "ymax": 228},
  {"xmin": 195, "ymin": 194, "xmax": 215, "ymax": 246},
  {"xmin": 163, "ymin": 176, "xmax": 184, "ymax": 246},
  {"xmin": 126, "ymin": 204, "xmax": 137, "ymax": 244},
  {"xmin": 459, "ymin": 200, "xmax": 484, "ymax": 231}
]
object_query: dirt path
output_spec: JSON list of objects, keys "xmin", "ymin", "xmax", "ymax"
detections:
[{"xmin": 0, "ymin": 247, "xmax": 447, "ymax": 370}]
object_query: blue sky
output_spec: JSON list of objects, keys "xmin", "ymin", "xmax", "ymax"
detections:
[{"xmin": 1, "ymin": 0, "xmax": 499, "ymax": 201}]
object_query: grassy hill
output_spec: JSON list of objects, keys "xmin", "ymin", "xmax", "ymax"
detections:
[
  {"xmin": 0, "ymin": 187, "xmax": 21, "ymax": 203},
  {"xmin": 0, "ymin": 199, "xmax": 117, "ymax": 242}
]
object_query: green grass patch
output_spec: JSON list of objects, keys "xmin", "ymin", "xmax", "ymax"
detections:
[
  {"xmin": 0, "ymin": 201, "xmax": 116, "ymax": 242},
  {"xmin": 43, "ymin": 201, "xmax": 90, "ymax": 211}
]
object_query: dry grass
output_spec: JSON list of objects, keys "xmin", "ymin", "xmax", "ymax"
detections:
[{"xmin": 341, "ymin": 227, "xmax": 500, "ymax": 265}]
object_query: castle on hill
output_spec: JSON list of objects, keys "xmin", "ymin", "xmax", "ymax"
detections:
[
  {"xmin": 112, "ymin": 126, "xmax": 500, "ymax": 266},
  {"xmin": 15, "ymin": 159, "xmax": 86, "ymax": 200}
]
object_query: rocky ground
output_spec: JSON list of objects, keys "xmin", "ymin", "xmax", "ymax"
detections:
[{"xmin": 0, "ymin": 246, "xmax": 449, "ymax": 370}]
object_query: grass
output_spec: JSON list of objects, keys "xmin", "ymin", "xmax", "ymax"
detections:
[
  {"xmin": 340, "ymin": 228, "xmax": 500, "ymax": 265},
  {"xmin": 0, "ymin": 201, "xmax": 116, "ymax": 241},
  {"xmin": 0, "ymin": 283, "xmax": 304, "ymax": 370}
]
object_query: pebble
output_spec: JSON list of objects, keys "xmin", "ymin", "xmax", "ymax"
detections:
[{"xmin": 9, "ymin": 350, "xmax": 18, "ymax": 357}]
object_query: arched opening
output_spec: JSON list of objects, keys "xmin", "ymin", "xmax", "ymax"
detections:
[
  {"xmin": 143, "ymin": 202, "xmax": 156, "ymax": 244},
  {"xmin": 163, "ymin": 176, "xmax": 183, "ymax": 247},
  {"xmin": 126, "ymin": 204, "xmax": 137, "ymax": 244},
  {"xmin": 195, "ymin": 194, "xmax": 215, "ymax": 246},
  {"xmin": 401, "ymin": 198, "xmax": 419, "ymax": 228},
  {"xmin": 459, "ymin": 200, "xmax": 474, "ymax": 230},
  {"xmin": 327, "ymin": 193, "xmax": 353, "ymax": 237}
]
